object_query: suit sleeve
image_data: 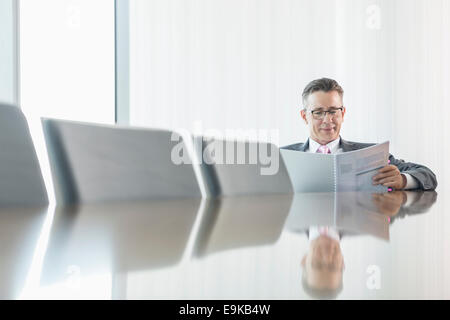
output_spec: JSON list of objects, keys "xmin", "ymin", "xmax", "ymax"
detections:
[
  {"xmin": 389, "ymin": 154, "xmax": 437, "ymax": 190},
  {"xmin": 391, "ymin": 191, "xmax": 437, "ymax": 224}
]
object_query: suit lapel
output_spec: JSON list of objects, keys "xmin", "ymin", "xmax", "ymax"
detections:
[
  {"xmin": 299, "ymin": 139, "xmax": 310, "ymax": 152},
  {"xmin": 340, "ymin": 138, "xmax": 358, "ymax": 152}
]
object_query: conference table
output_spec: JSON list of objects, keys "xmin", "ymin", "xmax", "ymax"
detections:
[{"xmin": 1, "ymin": 190, "xmax": 445, "ymax": 300}]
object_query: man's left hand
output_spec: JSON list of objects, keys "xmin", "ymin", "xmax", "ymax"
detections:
[{"xmin": 372, "ymin": 165, "xmax": 407, "ymax": 189}]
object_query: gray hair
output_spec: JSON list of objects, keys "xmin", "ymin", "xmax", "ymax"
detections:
[
  {"xmin": 301, "ymin": 269, "xmax": 344, "ymax": 300},
  {"xmin": 302, "ymin": 78, "xmax": 344, "ymax": 110}
]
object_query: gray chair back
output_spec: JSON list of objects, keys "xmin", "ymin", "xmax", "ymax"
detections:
[
  {"xmin": 197, "ymin": 137, "xmax": 293, "ymax": 197},
  {"xmin": 0, "ymin": 104, "xmax": 48, "ymax": 207},
  {"xmin": 42, "ymin": 119, "xmax": 202, "ymax": 204}
]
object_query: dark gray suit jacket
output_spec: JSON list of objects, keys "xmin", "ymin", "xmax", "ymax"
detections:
[
  {"xmin": 391, "ymin": 191, "xmax": 438, "ymax": 224},
  {"xmin": 281, "ymin": 138, "xmax": 437, "ymax": 190}
]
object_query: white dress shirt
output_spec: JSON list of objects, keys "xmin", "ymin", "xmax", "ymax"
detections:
[
  {"xmin": 309, "ymin": 226, "xmax": 341, "ymax": 242},
  {"xmin": 307, "ymin": 137, "xmax": 343, "ymax": 154},
  {"xmin": 306, "ymin": 137, "xmax": 419, "ymax": 190}
]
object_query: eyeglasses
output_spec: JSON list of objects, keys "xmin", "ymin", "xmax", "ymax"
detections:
[{"xmin": 309, "ymin": 107, "xmax": 344, "ymax": 120}]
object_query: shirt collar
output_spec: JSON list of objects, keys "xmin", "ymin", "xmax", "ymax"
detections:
[
  {"xmin": 308, "ymin": 137, "xmax": 341, "ymax": 154},
  {"xmin": 309, "ymin": 226, "xmax": 341, "ymax": 242}
]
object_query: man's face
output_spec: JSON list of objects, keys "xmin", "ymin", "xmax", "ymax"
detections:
[
  {"xmin": 300, "ymin": 90, "xmax": 346, "ymax": 145},
  {"xmin": 301, "ymin": 235, "xmax": 345, "ymax": 290}
]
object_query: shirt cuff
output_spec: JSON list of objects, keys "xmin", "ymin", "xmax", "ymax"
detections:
[
  {"xmin": 403, "ymin": 191, "xmax": 421, "ymax": 207},
  {"xmin": 403, "ymin": 173, "xmax": 419, "ymax": 190}
]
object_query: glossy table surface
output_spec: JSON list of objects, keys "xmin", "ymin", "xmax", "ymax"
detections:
[{"xmin": 1, "ymin": 190, "xmax": 446, "ymax": 299}]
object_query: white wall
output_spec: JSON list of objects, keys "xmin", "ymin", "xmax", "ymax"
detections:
[
  {"xmin": 0, "ymin": 0, "xmax": 18, "ymax": 105},
  {"xmin": 128, "ymin": 0, "xmax": 394, "ymax": 142}
]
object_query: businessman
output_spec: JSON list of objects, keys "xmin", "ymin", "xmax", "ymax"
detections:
[{"xmin": 282, "ymin": 78, "xmax": 437, "ymax": 190}]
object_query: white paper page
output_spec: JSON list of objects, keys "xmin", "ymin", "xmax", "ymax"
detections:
[
  {"xmin": 280, "ymin": 149, "xmax": 335, "ymax": 193},
  {"xmin": 335, "ymin": 141, "xmax": 390, "ymax": 193}
]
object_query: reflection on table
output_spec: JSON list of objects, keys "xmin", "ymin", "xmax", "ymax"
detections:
[
  {"xmin": 0, "ymin": 191, "xmax": 440, "ymax": 299},
  {"xmin": 0, "ymin": 206, "xmax": 49, "ymax": 299}
]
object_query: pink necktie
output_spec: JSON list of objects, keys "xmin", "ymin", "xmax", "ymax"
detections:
[{"xmin": 316, "ymin": 145, "xmax": 331, "ymax": 154}]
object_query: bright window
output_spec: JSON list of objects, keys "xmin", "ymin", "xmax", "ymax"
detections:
[
  {"xmin": 19, "ymin": 0, "xmax": 115, "ymax": 204},
  {"xmin": 19, "ymin": 0, "xmax": 115, "ymax": 124}
]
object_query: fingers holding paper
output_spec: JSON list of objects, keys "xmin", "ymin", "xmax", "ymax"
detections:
[{"xmin": 372, "ymin": 165, "xmax": 407, "ymax": 189}]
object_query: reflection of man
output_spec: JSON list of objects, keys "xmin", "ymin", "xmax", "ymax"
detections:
[
  {"xmin": 301, "ymin": 227, "xmax": 344, "ymax": 299},
  {"xmin": 370, "ymin": 190, "xmax": 437, "ymax": 223},
  {"xmin": 371, "ymin": 191, "xmax": 407, "ymax": 217},
  {"xmin": 282, "ymin": 78, "xmax": 437, "ymax": 191}
]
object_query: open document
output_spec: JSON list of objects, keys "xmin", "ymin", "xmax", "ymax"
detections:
[
  {"xmin": 285, "ymin": 192, "xmax": 390, "ymax": 240},
  {"xmin": 280, "ymin": 141, "xmax": 390, "ymax": 193}
]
